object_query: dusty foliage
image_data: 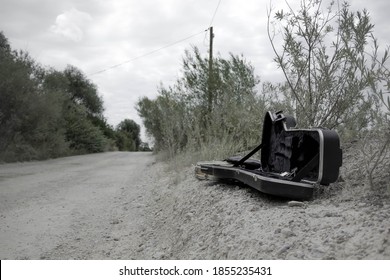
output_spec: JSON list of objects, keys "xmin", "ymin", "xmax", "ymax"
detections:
[
  {"xmin": 343, "ymin": 131, "xmax": 390, "ymax": 193},
  {"xmin": 137, "ymin": 47, "xmax": 272, "ymax": 160}
]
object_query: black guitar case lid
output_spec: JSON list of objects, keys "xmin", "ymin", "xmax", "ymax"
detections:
[{"xmin": 261, "ymin": 111, "xmax": 342, "ymax": 185}]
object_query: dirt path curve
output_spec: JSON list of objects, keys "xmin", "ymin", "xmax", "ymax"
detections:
[{"xmin": 0, "ymin": 152, "xmax": 155, "ymax": 259}]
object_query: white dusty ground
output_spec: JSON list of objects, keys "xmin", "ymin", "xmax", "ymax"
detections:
[
  {"xmin": 0, "ymin": 151, "xmax": 389, "ymax": 259},
  {"xmin": 134, "ymin": 162, "xmax": 390, "ymax": 260}
]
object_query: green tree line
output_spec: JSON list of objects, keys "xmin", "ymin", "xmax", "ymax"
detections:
[{"xmin": 0, "ymin": 31, "xmax": 142, "ymax": 162}]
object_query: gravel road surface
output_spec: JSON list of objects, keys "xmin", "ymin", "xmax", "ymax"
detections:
[
  {"xmin": 0, "ymin": 152, "xmax": 155, "ymax": 259},
  {"xmin": 1, "ymin": 151, "xmax": 389, "ymax": 259}
]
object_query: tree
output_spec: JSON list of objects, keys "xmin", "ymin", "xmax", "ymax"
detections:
[
  {"xmin": 64, "ymin": 65, "xmax": 104, "ymax": 117},
  {"xmin": 0, "ymin": 31, "xmax": 116, "ymax": 161},
  {"xmin": 0, "ymin": 34, "xmax": 69, "ymax": 161},
  {"xmin": 136, "ymin": 96, "xmax": 164, "ymax": 150},
  {"xmin": 268, "ymin": 0, "xmax": 390, "ymax": 189},
  {"xmin": 267, "ymin": 0, "xmax": 387, "ymax": 137},
  {"xmin": 116, "ymin": 119, "xmax": 141, "ymax": 151},
  {"xmin": 137, "ymin": 47, "xmax": 268, "ymax": 158},
  {"xmin": 44, "ymin": 66, "xmax": 110, "ymax": 154}
]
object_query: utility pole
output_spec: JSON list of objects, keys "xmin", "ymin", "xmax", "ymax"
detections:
[{"xmin": 208, "ymin": 26, "xmax": 214, "ymax": 118}]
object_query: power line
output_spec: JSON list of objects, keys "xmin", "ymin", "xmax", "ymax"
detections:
[
  {"xmin": 204, "ymin": 0, "xmax": 221, "ymax": 45},
  {"xmin": 209, "ymin": 0, "xmax": 222, "ymax": 28},
  {"xmin": 89, "ymin": 1, "xmax": 222, "ymax": 77},
  {"xmin": 88, "ymin": 29, "xmax": 207, "ymax": 76}
]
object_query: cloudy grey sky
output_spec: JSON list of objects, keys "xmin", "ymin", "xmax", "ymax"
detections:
[{"xmin": 1, "ymin": 0, "xmax": 389, "ymax": 139}]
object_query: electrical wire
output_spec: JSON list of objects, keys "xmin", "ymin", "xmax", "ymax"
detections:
[
  {"xmin": 88, "ymin": 29, "xmax": 207, "ymax": 76},
  {"xmin": 203, "ymin": 0, "xmax": 222, "ymax": 46},
  {"xmin": 208, "ymin": 0, "xmax": 222, "ymax": 28},
  {"xmin": 89, "ymin": 1, "xmax": 222, "ymax": 76}
]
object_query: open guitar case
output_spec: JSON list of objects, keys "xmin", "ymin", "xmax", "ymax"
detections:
[{"xmin": 195, "ymin": 111, "xmax": 343, "ymax": 200}]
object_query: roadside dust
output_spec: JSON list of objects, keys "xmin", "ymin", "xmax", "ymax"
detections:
[{"xmin": 134, "ymin": 162, "xmax": 390, "ymax": 259}]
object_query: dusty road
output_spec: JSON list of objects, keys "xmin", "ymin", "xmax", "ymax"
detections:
[{"xmin": 0, "ymin": 152, "xmax": 155, "ymax": 259}]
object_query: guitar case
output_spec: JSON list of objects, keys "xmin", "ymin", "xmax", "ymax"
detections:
[{"xmin": 195, "ymin": 111, "xmax": 343, "ymax": 199}]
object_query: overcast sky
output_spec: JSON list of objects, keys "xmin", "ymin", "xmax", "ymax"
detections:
[{"xmin": 1, "ymin": 0, "xmax": 389, "ymax": 139}]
